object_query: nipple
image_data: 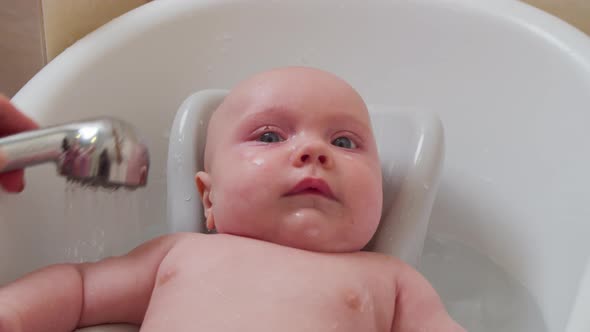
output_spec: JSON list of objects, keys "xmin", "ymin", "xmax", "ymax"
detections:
[{"xmin": 304, "ymin": 227, "xmax": 320, "ymax": 238}]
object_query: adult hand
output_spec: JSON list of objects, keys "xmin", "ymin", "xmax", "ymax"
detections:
[{"xmin": 0, "ymin": 95, "xmax": 39, "ymax": 192}]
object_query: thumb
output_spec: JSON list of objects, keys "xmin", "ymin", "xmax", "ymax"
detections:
[{"xmin": 0, "ymin": 170, "xmax": 25, "ymax": 193}]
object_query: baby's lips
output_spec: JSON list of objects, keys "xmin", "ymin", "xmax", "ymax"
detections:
[{"xmin": 286, "ymin": 177, "xmax": 336, "ymax": 200}]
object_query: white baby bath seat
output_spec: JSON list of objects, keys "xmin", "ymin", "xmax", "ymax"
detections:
[{"xmin": 165, "ymin": 89, "xmax": 445, "ymax": 267}]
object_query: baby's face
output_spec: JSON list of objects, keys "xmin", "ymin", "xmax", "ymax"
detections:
[{"xmin": 196, "ymin": 67, "xmax": 382, "ymax": 252}]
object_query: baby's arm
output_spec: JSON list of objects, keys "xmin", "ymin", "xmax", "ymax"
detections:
[
  {"xmin": 0, "ymin": 233, "xmax": 189, "ymax": 332},
  {"xmin": 392, "ymin": 264, "xmax": 466, "ymax": 332}
]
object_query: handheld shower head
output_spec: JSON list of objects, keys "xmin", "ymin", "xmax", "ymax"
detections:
[{"xmin": 0, "ymin": 117, "xmax": 149, "ymax": 189}]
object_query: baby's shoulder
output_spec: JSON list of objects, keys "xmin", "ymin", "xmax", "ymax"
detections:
[
  {"xmin": 349, "ymin": 251, "xmax": 420, "ymax": 281},
  {"xmin": 352, "ymin": 250, "xmax": 409, "ymax": 268},
  {"xmin": 160, "ymin": 233, "xmax": 264, "ymax": 260},
  {"xmin": 162, "ymin": 232, "xmax": 209, "ymax": 251}
]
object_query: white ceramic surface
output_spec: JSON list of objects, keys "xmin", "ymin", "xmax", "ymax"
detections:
[{"xmin": 1, "ymin": 1, "xmax": 589, "ymax": 331}]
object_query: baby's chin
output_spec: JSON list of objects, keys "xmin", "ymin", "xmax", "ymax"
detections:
[
  {"xmin": 272, "ymin": 235, "xmax": 366, "ymax": 253},
  {"xmin": 275, "ymin": 210, "xmax": 372, "ymax": 252},
  {"xmin": 252, "ymin": 217, "xmax": 371, "ymax": 253},
  {"xmin": 214, "ymin": 209, "xmax": 375, "ymax": 252}
]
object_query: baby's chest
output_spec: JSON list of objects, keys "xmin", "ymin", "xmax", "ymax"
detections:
[{"xmin": 152, "ymin": 244, "xmax": 396, "ymax": 330}]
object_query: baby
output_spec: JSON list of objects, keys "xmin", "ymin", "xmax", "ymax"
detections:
[{"xmin": 0, "ymin": 67, "xmax": 465, "ymax": 332}]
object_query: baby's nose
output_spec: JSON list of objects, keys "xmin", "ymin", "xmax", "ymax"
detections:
[
  {"xmin": 292, "ymin": 142, "xmax": 333, "ymax": 169},
  {"xmin": 300, "ymin": 154, "xmax": 327, "ymax": 164}
]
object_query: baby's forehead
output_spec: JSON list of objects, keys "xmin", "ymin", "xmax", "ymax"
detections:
[{"xmin": 216, "ymin": 71, "xmax": 370, "ymax": 124}]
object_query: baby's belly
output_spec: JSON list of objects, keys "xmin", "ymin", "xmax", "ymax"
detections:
[{"xmin": 139, "ymin": 235, "xmax": 395, "ymax": 332}]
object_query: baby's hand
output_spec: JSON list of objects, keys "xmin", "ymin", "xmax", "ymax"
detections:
[{"xmin": 0, "ymin": 96, "xmax": 38, "ymax": 192}]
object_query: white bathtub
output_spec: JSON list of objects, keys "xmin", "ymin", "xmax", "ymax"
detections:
[{"xmin": 1, "ymin": 0, "xmax": 589, "ymax": 331}]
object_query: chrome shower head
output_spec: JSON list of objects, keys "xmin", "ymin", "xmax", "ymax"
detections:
[{"xmin": 0, "ymin": 117, "xmax": 149, "ymax": 189}]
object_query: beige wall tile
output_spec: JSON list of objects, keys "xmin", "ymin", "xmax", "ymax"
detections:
[
  {"xmin": 0, "ymin": 0, "xmax": 148, "ymax": 98},
  {"xmin": 42, "ymin": 0, "xmax": 149, "ymax": 62},
  {"xmin": 522, "ymin": 0, "xmax": 590, "ymax": 35},
  {"xmin": 0, "ymin": 0, "xmax": 45, "ymax": 97}
]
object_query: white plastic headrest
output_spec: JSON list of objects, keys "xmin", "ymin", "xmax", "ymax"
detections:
[{"xmin": 167, "ymin": 90, "xmax": 444, "ymax": 267}]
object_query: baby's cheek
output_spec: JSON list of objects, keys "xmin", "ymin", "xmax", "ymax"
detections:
[
  {"xmin": 223, "ymin": 179, "xmax": 254, "ymax": 205},
  {"xmin": 247, "ymin": 156, "xmax": 274, "ymax": 173},
  {"xmin": 223, "ymin": 170, "xmax": 271, "ymax": 209},
  {"xmin": 349, "ymin": 170, "xmax": 382, "ymax": 225},
  {"xmin": 213, "ymin": 182, "xmax": 252, "ymax": 232}
]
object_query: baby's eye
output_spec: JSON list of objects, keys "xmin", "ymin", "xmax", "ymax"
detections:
[
  {"xmin": 332, "ymin": 136, "xmax": 357, "ymax": 149},
  {"xmin": 257, "ymin": 131, "xmax": 284, "ymax": 143}
]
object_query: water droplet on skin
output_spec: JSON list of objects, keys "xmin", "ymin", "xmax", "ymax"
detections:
[{"xmin": 252, "ymin": 158, "xmax": 264, "ymax": 166}]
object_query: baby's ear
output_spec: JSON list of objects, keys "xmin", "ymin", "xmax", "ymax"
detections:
[{"xmin": 195, "ymin": 171, "xmax": 215, "ymax": 231}]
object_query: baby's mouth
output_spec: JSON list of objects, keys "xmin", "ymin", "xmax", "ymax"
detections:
[{"xmin": 285, "ymin": 177, "xmax": 336, "ymax": 200}]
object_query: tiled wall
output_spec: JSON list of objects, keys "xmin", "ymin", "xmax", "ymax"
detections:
[
  {"xmin": 521, "ymin": 0, "xmax": 590, "ymax": 36},
  {"xmin": 0, "ymin": 0, "xmax": 45, "ymax": 98},
  {"xmin": 0, "ymin": 0, "xmax": 148, "ymax": 97},
  {"xmin": 42, "ymin": 0, "xmax": 149, "ymax": 62},
  {"xmin": 1, "ymin": 0, "xmax": 589, "ymax": 98}
]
